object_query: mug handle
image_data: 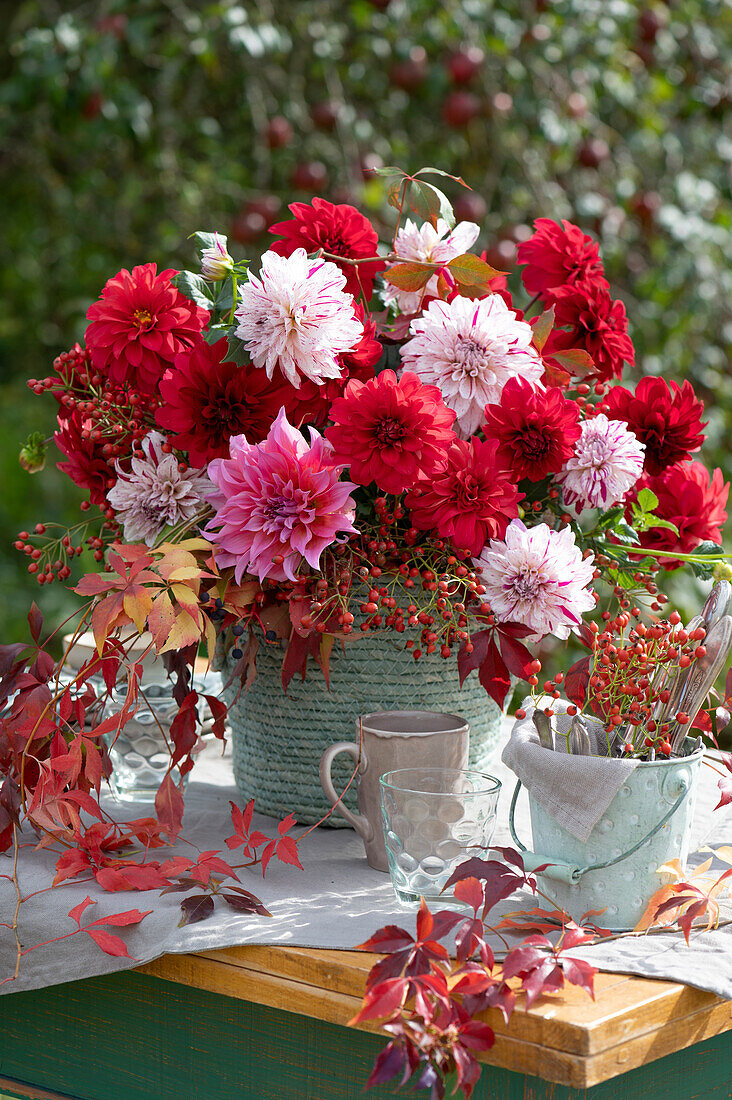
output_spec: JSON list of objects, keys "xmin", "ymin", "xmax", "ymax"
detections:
[{"xmin": 319, "ymin": 742, "xmax": 374, "ymax": 842}]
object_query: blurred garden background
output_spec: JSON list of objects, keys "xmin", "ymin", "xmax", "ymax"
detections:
[{"xmin": 0, "ymin": 0, "xmax": 730, "ymax": 641}]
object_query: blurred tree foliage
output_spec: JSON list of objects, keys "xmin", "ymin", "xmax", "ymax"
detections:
[{"xmin": 0, "ymin": 0, "xmax": 730, "ymax": 640}]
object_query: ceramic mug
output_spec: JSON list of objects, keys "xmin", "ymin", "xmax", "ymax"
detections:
[{"xmin": 319, "ymin": 710, "xmax": 470, "ymax": 871}]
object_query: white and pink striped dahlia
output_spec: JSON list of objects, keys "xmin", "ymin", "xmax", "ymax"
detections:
[
  {"xmin": 556, "ymin": 414, "xmax": 645, "ymax": 513},
  {"xmin": 383, "ymin": 218, "xmax": 480, "ymax": 314},
  {"xmin": 205, "ymin": 410, "xmax": 358, "ymax": 584},
  {"xmin": 475, "ymin": 521, "xmax": 596, "ymax": 640},
  {"xmin": 400, "ymin": 294, "xmax": 544, "ymax": 436},
  {"xmin": 234, "ymin": 248, "xmax": 364, "ymax": 388}
]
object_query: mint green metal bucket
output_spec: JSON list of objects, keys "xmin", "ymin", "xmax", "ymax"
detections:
[{"xmin": 509, "ymin": 741, "xmax": 704, "ymax": 930}]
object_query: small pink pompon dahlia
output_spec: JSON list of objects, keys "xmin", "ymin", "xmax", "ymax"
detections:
[
  {"xmin": 401, "ymin": 295, "xmax": 544, "ymax": 436},
  {"xmin": 556, "ymin": 414, "xmax": 645, "ymax": 513},
  {"xmin": 107, "ymin": 431, "xmax": 212, "ymax": 546},
  {"xmin": 475, "ymin": 521, "xmax": 596, "ymax": 640},
  {"xmin": 205, "ymin": 409, "xmax": 358, "ymax": 583},
  {"xmin": 383, "ymin": 218, "xmax": 480, "ymax": 314},
  {"xmin": 234, "ymin": 248, "xmax": 364, "ymax": 388}
]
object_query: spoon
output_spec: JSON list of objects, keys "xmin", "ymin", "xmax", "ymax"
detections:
[
  {"xmin": 701, "ymin": 580, "xmax": 732, "ymax": 633},
  {"xmin": 669, "ymin": 615, "xmax": 732, "ymax": 754},
  {"xmin": 568, "ymin": 714, "xmax": 592, "ymax": 756},
  {"xmin": 532, "ymin": 709, "xmax": 554, "ymax": 750}
]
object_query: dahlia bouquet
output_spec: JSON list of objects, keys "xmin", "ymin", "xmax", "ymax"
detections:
[{"xmin": 19, "ymin": 168, "xmax": 729, "ymax": 712}]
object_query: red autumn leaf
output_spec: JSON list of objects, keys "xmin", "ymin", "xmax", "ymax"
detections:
[
  {"xmin": 530, "ymin": 306, "xmax": 555, "ymax": 352},
  {"xmin": 275, "ymin": 835, "xmax": 303, "ymax": 869},
  {"xmin": 497, "ymin": 632, "xmax": 534, "ymax": 681},
  {"xmin": 178, "ymin": 894, "xmax": 215, "ymax": 926},
  {"xmin": 363, "ymin": 950, "xmax": 415, "ymax": 993},
  {"xmin": 452, "ymin": 877, "xmax": 484, "ymax": 915},
  {"xmin": 155, "ymin": 772, "xmax": 185, "ymax": 841},
  {"xmin": 27, "ymin": 602, "xmax": 44, "ymax": 642},
  {"xmin": 349, "ymin": 977, "xmax": 408, "ymax": 1025},
  {"xmin": 68, "ymin": 896, "xmax": 96, "ymax": 927},
  {"xmin": 202, "ymin": 693, "xmax": 228, "ymax": 740},
  {"xmin": 365, "ymin": 1041, "xmax": 406, "ymax": 1089},
  {"xmin": 222, "ymin": 890, "xmax": 272, "ymax": 917},
  {"xmin": 564, "ymin": 655, "xmax": 591, "ymax": 708},
  {"xmin": 54, "ymin": 847, "xmax": 92, "ymax": 886},
  {"xmin": 559, "ymin": 956, "xmax": 597, "ymax": 998},
  {"xmin": 384, "ymin": 261, "xmax": 436, "ymax": 292},
  {"xmin": 416, "ymin": 897, "xmax": 434, "ymax": 942},
  {"xmin": 86, "ymin": 928, "xmax": 134, "ymax": 957},
  {"xmin": 445, "ymin": 857, "xmax": 526, "ymax": 914},
  {"xmin": 278, "ymin": 812, "xmax": 298, "ymax": 836},
  {"xmin": 169, "ymin": 693, "xmax": 199, "ymax": 766},
  {"xmin": 94, "ymin": 863, "xmax": 171, "ymax": 892},
  {"xmin": 87, "ymin": 908, "xmax": 152, "ymax": 929},
  {"xmin": 356, "ymin": 925, "xmax": 414, "ymax": 953}
]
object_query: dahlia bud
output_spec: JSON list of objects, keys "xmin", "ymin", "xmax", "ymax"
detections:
[
  {"xmin": 19, "ymin": 431, "xmax": 47, "ymax": 473},
  {"xmin": 200, "ymin": 233, "xmax": 234, "ymax": 281},
  {"xmin": 713, "ymin": 561, "xmax": 732, "ymax": 582}
]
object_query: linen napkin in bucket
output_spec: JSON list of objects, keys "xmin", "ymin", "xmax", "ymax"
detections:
[{"xmin": 501, "ymin": 698, "xmax": 639, "ymax": 842}]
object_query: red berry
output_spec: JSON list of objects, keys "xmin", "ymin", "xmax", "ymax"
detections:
[
  {"xmin": 515, "ymin": 708, "xmax": 526, "ymax": 720},
  {"xmin": 443, "ymin": 90, "xmax": 481, "ymax": 127},
  {"xmin": 446, "ymin": 46, "xmax": 484, "ymax": 85},
  {"xmin": 266, "ymin": 116, "xmax": 293, "ymax": 149}
]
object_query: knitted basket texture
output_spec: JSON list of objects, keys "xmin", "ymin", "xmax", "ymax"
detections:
[{"xmin": 219, "ymin": 632, "xmax": 509, "ymax": 826}]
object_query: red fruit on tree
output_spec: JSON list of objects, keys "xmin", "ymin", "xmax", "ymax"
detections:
[
  {"xmin": 630, "ymin": 190, "xmax": 661, "ymax": 227},
  {"xmin": 454, "ymin": 192, "xmax": 487, "ymax": 222},
  {"xmin": 310, "ymin": 100, "xmax": 342, "ymax": 130},
  {"xmin": 446, "ymin": 46, "xmax": 484, "ymax": 84},
  {"xmin": 82, "ymin": 93, "xmax": 104, "ymax": 120},
  {"xmin": 442, "ymin": 90, "xmax": 481, "ymax": 128},
  {"xmin": 291, "ymin": 161, "xmax": 328, "ymax": 191},
  {"xmin": 230, "ymin": 211, "xmax": 266, "ymax": 245},
  {"xmin": 389, "ymin": 47, "xmax": 428, "ymax": 91},
  {"xmin": 266, "ymin": 116, "xmax": 293, "ymax": 149},
  {"xmin": 577, "ymin": 138, "xmax": 610, "ymax": 168},
  {"xmin": 638, "ymin": 9, "xmax": 664, "ymax": 43},
  {"xmin": 360, "ymin": 152, "xmax": 384, "ymax": 180}
]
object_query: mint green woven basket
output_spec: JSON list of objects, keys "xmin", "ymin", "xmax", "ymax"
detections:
[{"xmin": 220, "ymin": 633, "xmax": 509, "ymax": 826}]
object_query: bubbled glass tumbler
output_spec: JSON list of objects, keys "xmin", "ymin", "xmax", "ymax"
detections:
[{"xmin": 380, "ymin": 768, "xmax": 501, "ymax": 906}]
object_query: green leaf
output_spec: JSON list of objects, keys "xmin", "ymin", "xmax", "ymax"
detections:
[
  {"xmin": 407, "ymin": 179, "xmax": 455, "ymax": 228},
  {"xmin": 414, "ymin": 167, "xmax": 470, "ymax": 188},
  {"xmin": 174, "ymin": 270, "xmax": 214, "ymax": 311},
  {"xmin": 383, "ymin": 262, "xmax": 436, "ymax": 292},
  {"xmin": 531, "ymin": 306, "xmax": 555, "ymax": 352},
  {"xmin": 226, "ymin": 331, "xmax": 251, "ymax": 366},
  {"xmin": 546, "ymin": 348, "xmax": 595, "ymax": 379},
  {"xmin": 205, "ymin": 323, "xmax": 233, "ymax": 346},
  {"xmin": 614, "ymin": 522, "xmax": 639, "ymax": 544},
  {"xmin": 447, "ymin": 253, "xmax": 506, "ymax": 286},
  {"xmin": 596, "ymin": 506, "xmax": 625, "ymax": 531},
  {"xmin": 643, "ymin": 517, "xmax": 680, "ymax": 534},
  {"xmin": 187, "ymin": 231, "xmax": 221, "ymax": 252},
  {"xmin": 635, "ymin": 488, "xmax": 659, "ymax": 514}
]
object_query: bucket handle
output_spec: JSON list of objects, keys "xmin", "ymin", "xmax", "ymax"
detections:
[{"xmin": 507, "ymin": 774, "xmax": 692, "ymax": 885}]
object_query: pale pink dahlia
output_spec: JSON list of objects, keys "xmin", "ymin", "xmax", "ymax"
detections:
[
  {"xmin": 556, "ymin": 414, "xmax": 645, "ymax": 513},
  {"xmin": 234, "ymin": 248, "xmax": 364, "ymax": 388},
  {"xmin": 383, "ymin": 218, "xmax": 480, "ymax": 314},
  {"xmin": 205, "ymin": 409, "xmax": 358, "ymax": 583},
  {"xmin": 107, "ymin": 431, "xmax": 212, "ymax": 546},
  {"xmin": 401, "ymin": 295, "xmax": 544, "ymax": 436},
  {"xmin": 475, "ymin": 521, "xmax": 596, "ymax": 640}
]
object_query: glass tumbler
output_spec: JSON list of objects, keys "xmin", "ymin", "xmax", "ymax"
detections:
[{"xmin": 380, "ymin": 768, "xmax": 501, "ymax": 905}]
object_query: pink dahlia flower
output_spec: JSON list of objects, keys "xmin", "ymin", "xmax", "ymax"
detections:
[
  {"xmin": 205, "ymin": 409, "xmax": 358, "ymax": 583},
  {"xmin": 556, "ymin": 414, "xmax": 645, "ymax": 513},
  {"xmin": 401, "ymin": 295, "xmax": 544, "ymax": 436},
  {"xmin": 234, "ymin": 248, "xmax": 364, "ymax": 388},
  {"xmin": 475, "ymin": 521, "xmax": 596, "ymax": 640},
  {"xmin": 107, "ymin": 431, "xmax": 212, "ymax": 546},
  {"xmin": 384, "ymin": 218, "xmax": 480, "ymax": 314}
]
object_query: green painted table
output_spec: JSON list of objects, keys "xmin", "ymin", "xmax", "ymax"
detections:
[{"xmin": 0, "ymin": 945, "xmax": 730, "ymax": 1099}]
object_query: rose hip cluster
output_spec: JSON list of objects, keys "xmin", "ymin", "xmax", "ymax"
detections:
[{"xmin": 539, "ymin": 608, "xmax": 708, "ymax": 757}]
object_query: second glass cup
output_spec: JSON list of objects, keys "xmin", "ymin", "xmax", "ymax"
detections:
[{"xmin": 380, "ymin": 767, "xmax": 501, "ymax": 906}]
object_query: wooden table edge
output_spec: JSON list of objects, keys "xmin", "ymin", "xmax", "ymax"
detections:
[{"xmin": 135, "ymin": 945, "xmax": 732, "ymax": 1089}]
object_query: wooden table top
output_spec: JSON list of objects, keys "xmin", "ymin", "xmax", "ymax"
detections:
[{"xmin": 138, "ymin": 944, "xmax": 731, "ymax": 1090}]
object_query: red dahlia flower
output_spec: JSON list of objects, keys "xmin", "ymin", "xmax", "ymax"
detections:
[
  {"xmin": 85, "ymin": 263, "xmax": 208, "ymax": 397},
  {"xmin": 517, "ymin": 218, "xmax": 607, "ymax": 300},
  {"xmin": 627, "ymin": 462, "xmax": 729, "ymax": 570},
  {"xmin": 483, "ymin": 377, "xmax": 581, "ymax": 482},
  {"xmin": 326, "ymin": 370, "xmax": 456, "ymax": 494},
  {"xmin": 54, "ymin": 411, "xmax": 115, "ymax": 506},
  {"xmin": 604, "ymin": 377, "xmax": 706, "ymax": 476},
  {"xmin": 547, "ymin": 284, "xmax": 635, "ymax": 382},
  {"xmin": 155, "ymin": 339, "xmax": 287, "ymax": 466},
  {"xmin": 284, "ymin": 304, "xmax": 383, "ymax": 428},
  {"xmin": 405, "ymin": 437, "xmax": 522, "ymax": 556},
  {"xmin": 269, "ymin": 197, "xmax": 385, "ymax": 299}
]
